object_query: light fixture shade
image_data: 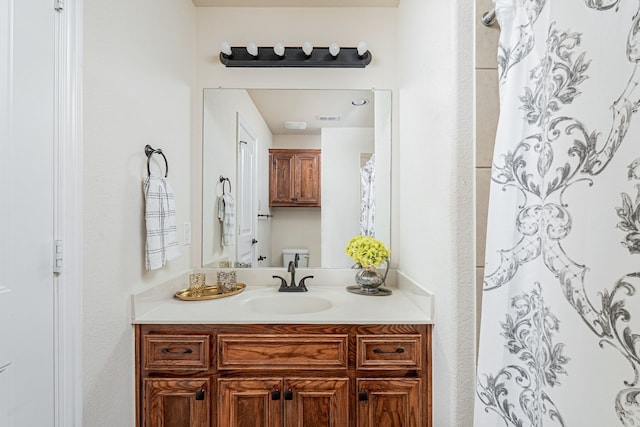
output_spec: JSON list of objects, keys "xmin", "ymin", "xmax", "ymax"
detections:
[
  {"xmin": 329, "ymin": 43, "xmax": 340, "ymax": 57},
  {"xmin": 357, "ymin": 41, "xmax": 368, "ymax": 57},
  {"xmin": 220, "ymin": 41, "xmax": 232, "ymax": 56},
  {"xmin": 274, "ymin": 42, "xmax": 285, "ymax": 57},
  {"xmin": 246, "ymin": 42, "xmax": 258, "ymax": 57},
  {"xmin": 302, "ymin": 41, "xmax": 313, "ymax": 57}
]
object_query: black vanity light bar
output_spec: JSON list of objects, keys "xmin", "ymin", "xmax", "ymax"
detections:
[{"xmin": 219, "ymin": 46, "xmax": 372, "ymax": 68}]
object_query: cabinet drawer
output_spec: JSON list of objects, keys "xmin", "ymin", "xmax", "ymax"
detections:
[
  {"xmin": 143, "ymin": 334, "xmax": 210, "ymax": 371},
  {"xmin": 357, "ymin": 335, "xmax": 422, "ymax": 370},
  {"xmin": 218, "ymin": 334, "xmax": 348, "ymax": 370}
]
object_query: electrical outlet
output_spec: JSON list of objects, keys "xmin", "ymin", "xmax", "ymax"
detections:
[{"xmin": 183, "ymin": 222, "xmax": 191, "ymax": 245}]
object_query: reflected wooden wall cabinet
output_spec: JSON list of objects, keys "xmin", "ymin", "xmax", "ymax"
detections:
[{"xmin": 269, "ymin": 149, "xmax": 321, "ymax": 207}]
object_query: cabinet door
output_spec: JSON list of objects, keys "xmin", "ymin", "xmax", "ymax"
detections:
[
  {"xmin": 270, "ymin": 152, "xmax": 295, "ymax": 205},
  {"xmin": 356, "ymin": 379, "xmax": 421, "ymax": 427},
  {"xmin": 143, "ymin": 378, "xmax": 209, "ymax": 427},
  {"xmin": 269, "ymin": 150, "xmax": 321, "ymax": 207},
  {"xmin": 284, "ymin": 378, "xmax": 349, "ymax": 427},
  {"xmin": 293, "ymin": 152, "xmax": 320, "ymax": 206},
  {"xmin": 218, "ymin": 378, "xmax": 283, "ymax": 427}
]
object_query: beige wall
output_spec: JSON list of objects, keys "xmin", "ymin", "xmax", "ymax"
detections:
[
  {"xmin": 475, "ymin": 0, "xmax": 500, "ymax": 342},
  {"xmin": 83, "ymin": 0, "xmax": 197, "ymax": 425}
]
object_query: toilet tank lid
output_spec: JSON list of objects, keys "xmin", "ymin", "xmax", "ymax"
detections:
[{"xmin": 282, "ymin": 248, "xmax": 309, "ymax": 254}]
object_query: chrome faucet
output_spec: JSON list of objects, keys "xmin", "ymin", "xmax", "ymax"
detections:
[{"xmin": 273, "ymin": 254, "xmax": 313, "ymax": 292}]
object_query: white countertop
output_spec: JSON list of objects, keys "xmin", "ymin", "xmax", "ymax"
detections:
[{"xmin": 132, "ymin": 269, "xmax": 434, "ymax": 325}]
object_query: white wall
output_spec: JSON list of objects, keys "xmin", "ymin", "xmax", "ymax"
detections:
[
  {"xmin": 397, "ymin": 1, "xmax": 475, "ymax": 426},
  {"xmin": 321, "ymin": 128, "xmax": 374, "ymax": 267},
  {"xmin": 202, "ymin": 89, "xmax": 272, "ymax": 267},
  {"xmin": 82, "ymin": 2, "xmax": 477, "ymax": 425},
  {"xmin": 83, "ymin": 0, "xmax": 196, "ymax": 425},
  {"xmin": 193, "ymin": 6, "xmax": 399, "ymax": 267}
]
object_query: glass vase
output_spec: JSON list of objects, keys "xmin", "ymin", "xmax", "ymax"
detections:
[{"xmin": 354, "ymin": 259, "xmax": 389, "ymax": 293}]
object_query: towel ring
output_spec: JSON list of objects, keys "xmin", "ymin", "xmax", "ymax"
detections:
[
  {"xmin": 219, "ymin": 175, "xmax": 231, "ymax": 194},
  {"xmin": 145, "ymin": 145, "xmax": 168, "ymax": 177}
]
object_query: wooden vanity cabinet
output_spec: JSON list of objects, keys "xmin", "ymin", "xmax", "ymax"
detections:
[
  {"xmin": 269, "ymin": 149, "xmax": 321, "ymax": 207},
  {"xmin": 135, "ymin": 324, "xmax": 432, "ymax": 427},
  {"xmin": 217, "ymin": 377, "xmax": 349, "ymax": 427}
]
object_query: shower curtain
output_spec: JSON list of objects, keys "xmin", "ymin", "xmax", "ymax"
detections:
[
  {"xmin": 360, "ymin": 154, "xmax": 376, "ymax": 237},
  {"xmin": 475, "ymin": 1, "xmax": 640, "ymax": 426}
]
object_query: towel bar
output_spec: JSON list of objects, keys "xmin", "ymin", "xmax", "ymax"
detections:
[
  {"xmin": 219, "ymin": 175, "xmax": 232, "ymax": 194},
  {"xmin": 144, "ymin": 145, "xmax": 168, "ymax": 177}
]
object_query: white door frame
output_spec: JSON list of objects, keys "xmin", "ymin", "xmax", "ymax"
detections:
[{"xmin": 54, "ymin": 0, "xmax": 83, "ymax": 425}]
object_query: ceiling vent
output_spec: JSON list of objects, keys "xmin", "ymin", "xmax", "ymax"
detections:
[{"xmin": 317, "ymin": 115, "xmax": 340, "ymax": 121}]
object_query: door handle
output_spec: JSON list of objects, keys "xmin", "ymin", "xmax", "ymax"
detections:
[
  {"xmin": 161, "ymin": 348, "xmax": 193, "ymax": 355},
  {"xmin": 373, "ymin": 348, "xmax": 405, "ymax": 354},
  {"xmin": 252, "ymin": 239, "xmax": 258, "ymax": 245}
]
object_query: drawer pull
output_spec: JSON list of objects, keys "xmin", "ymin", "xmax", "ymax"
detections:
[
  {"xmin": 195, "ymin": 388, "xmax": 205, "ymax": 401},
  {"xmin": 161, "ymin": 348, "xmax": 194, "ymax": 355},
  {"xmin": 284, "ymin": 389, "xmax": 294, "ymax": 400},
  {"xmin": 271, "ymin": 390, "xmax": 281, "ymax": 400},
  {"xmin": 373, "ymin": 347, "xmax": 405, "ymax": 355},
  {"xmin": 358, "ymin": 390, "xmax": 368, "ymax": 401}
]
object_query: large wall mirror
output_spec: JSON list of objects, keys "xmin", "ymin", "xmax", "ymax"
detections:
[{"xmin": 202, "ymin": 88, "xmax": 391, "ymax": 269}]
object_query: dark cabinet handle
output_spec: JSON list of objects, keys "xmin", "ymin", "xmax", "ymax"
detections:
[
  {"xmin": 284, "ymin": 389, "xmax": 293, "ymax": 400},
  {"xmin": 358, "ymin": 390, "xmax": 368, "ymax": 401},
  {"xmin": 161, "ymin": 348, "xmax": 193, "ymax": 354},
  {"xmin": 271, "ymin": 390, "xmax": 281, "ymax": 400},
  {"xmin": 195, "ymin": 388, "xmax": 205, "ymax": 401},
  {"xmin": 291, "ymin": 197, "xmax": 298, "ymax": 201},
  {"xmin": 373, "ymin": 348, "xmax": 405, "ymax": 354}
]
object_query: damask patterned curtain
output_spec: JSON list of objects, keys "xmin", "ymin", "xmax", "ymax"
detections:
[
  {"xmin": 475, "ymin": 1, "xmax": 640, "ymax": 426},
  {"xmin": 360, "ymin": 154, "xmax": 376, "ymax": 237}
]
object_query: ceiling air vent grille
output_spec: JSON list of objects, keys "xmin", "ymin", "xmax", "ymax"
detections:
[{"xmin": 317, "ymin": 115, "xmax": 340, "ymax": 121}]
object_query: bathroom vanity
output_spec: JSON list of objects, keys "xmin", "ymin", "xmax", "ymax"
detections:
[{"xmin": 132, "ymin": 277, "xmax": 433, "ymax": 427}]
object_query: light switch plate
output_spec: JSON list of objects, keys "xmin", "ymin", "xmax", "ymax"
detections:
[{"xmin": 183, "ymin": 222, "xmax": 191, "ymax": 245}]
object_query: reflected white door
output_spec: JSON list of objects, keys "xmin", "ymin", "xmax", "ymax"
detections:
[
  {"xmin": 236, "ymin": 116, "xmax": 257, "ymax": 266},
  {"xmin": 0, "ymin": 0, "xmax": 56, "ymax": 425}
]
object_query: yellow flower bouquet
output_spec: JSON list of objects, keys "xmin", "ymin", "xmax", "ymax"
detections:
[{"xmin": 345, "ymin": 235, "xmax": 390, "ymax": 268}]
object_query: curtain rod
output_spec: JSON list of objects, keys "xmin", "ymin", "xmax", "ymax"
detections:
[{"xmin": 481, "ymin": 8, "xmax": 496, "ymax": 27}]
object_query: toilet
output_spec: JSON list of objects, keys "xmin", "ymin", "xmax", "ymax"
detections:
[{"xmin": 282, "ymin": 248, "xmax": 309, "ymax": 267}]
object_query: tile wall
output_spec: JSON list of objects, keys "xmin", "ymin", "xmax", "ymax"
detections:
[{"xmin": 475, "ymin": 0, "xmax": 500, "ymax": 338}]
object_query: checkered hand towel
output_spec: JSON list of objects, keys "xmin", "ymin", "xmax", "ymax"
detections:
[
  {"xmin": 144, "ymin": 175, "xmax": 180, "ymax": 270},
  {"xmin": 217, "ymin": 193, "xmax": 235, "ymax": 246}
]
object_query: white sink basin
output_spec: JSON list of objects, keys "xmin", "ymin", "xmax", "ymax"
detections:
[{"xmin": 243, "ymin": 293, "xmax": 333, "ymax": 315}]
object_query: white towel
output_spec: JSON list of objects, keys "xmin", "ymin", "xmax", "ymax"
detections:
[
  {"xmin": 217, "ymin": 193, "xmax": 235, "ymax": 246},
  {"xmin": 144, "ymin": 175, "xmax": 180, "ymax": 270}
]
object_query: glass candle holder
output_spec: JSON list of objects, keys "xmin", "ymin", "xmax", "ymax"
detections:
[
  {"xmin": 188, "ymin": 273, "xmax": 206, "ymax": 297},
  {"xmin": 217, "ymin": 270, "xmax": 237, "ymax": 293}
]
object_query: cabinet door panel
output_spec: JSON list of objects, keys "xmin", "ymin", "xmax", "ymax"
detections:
[
  {"xmin": 270, "ymin": 152, "xmax": 294, "ymax": 204},
  {"xmin": 143, "ymin": 378, "xmax": 209, "ymax": 427},
  {"xmin": 356, "ymin": 379, "xmax": 421, "ymax": 427},
  {"xmin": 294, "ymin": 153, "xmax": 320, "ymax": 204},
  {"xmin": 218, "ymin": 378, "xmax": 282, "ymax": 427},
  {"xmin": 284, "ymin": 378, "xmax": 349, "ymax": 427}
]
